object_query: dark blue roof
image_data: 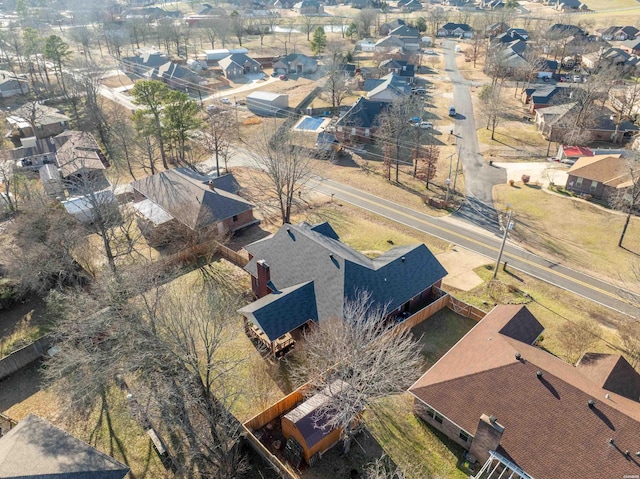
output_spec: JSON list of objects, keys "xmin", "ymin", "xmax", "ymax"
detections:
[
  {"xmin": 239, "ymin": 281, "xmax": 318, "ymax": 340},
  {"xmin": 242, "ymin": 222, "xmax": 447, "ymax": 339},
  {"xmin": 335, "ymin": 97, "xmax": 387, "ymax": 128}
]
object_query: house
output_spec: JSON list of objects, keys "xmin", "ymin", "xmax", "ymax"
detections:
[
  {"xmin": 378, "ymin": 59, "xmax": 415, "ymax": 83},
  {"xmin": 553, "ymin": 0, "xmax": 588, "ymax": 10},
  {"xmin": 132, "ymin": 168, "xmax": 256, "ymax": 244},
  {"xmin": 54, "ymin": 131, "xmax": 109, "ymax": 189},
  {"xmin": 548, "ymin": 23, "xmax": 585, "ymax": 39},
  {"xmin": 246, "ymin": 91, "xmax": 289, "ymax": 116},
  {"xmin": 0, "ymin": 71, "xmax": 29, "ymax": 98},
  {"xmin": 218, "ymin": 53, "xmax": 262, "ymax": 79},
  {"xmin": 556, "ymin": 145, "xmax": 594, "ymax": 161},
  {"xmin": 272, "ymin": 53, "xmax": 318, "ymax": 75},
  {"xmin": 621, "ymin": 39, "xmax": 640, "ymax": 56},
  {"xmin": 480, "ymin": 0, "xmax": 504, "ymax": 9},
  {"xmin": 597, "ymin": 26, "xmax": 639, "ymax": 42},
  {"xmin": 62, "ymin": 189, "xmax": 118, "ymax": 224},
  {"xmin": 10, "ymin": 136, "xmax": 57, "ymax": 170},
  {"xmin": 409, "ymin": 304, "xmax": 640, "ymax": 479},
  {"xmin": 379, "ymin": 18, "xmax": 405, "ymax": 36},
  {"xmin": 373, "ymin": 36, "xmax": 407, "ymax": 53},
  {"xmin": 485, "ymin": 22, "xmax": 508, "ymax": 38},
  {"xmin": 363, "ymin": 73, "xmax": 412, "ymax": 101},
  {"xmin": 565, "ymin": 154, "xmax": 635, "ymax": 203},
  {"xmin": 150, "ymin": 61, "xmax": 201, "ymax": 90},
  {"xmin": 521, "ymin": 85, "xmax": 564, "ymax": 112},
  {"xmin": 281, "ymin": 380, "xmax": 349, "ymax": 464},
  {"xmin": 7, "ymin": 103, "xmax": 70, "ymax": 140},
  {"xmin": 388, "ymin": 24, "xmax": 421, "ymax": 50},
  {"xmin": 535, "ymin": 103, "xmax": 638, "ymax": 143},
  {"xmin": 239, "ymin": 221, "xmax": 447, "ymax": 355},
  {"xmin": 121, "ymin": 50, "xmax": 171, "ymax": 77},
  {"xmin": 399, "ymin": 0, "xmax": 422, "ymax": 11},
  {"xmin": 350, "ymin": 0, "xmax": 370, "ymax": 9},
  {"xmin": 582, "ymin": 47, "xmax": 640, "ymax": 70},
  {"xmin": 437, "ymin": 23, "xmax": 473, "ymax": 39},
  {"xmin": 0, "ymin": 414, "xmax": 129, "ymax": 479},
  {"xmin": 334, "ymin": 97, "xmax": 387, "ymax": 143},
  {"xmin": 293, "ymin": 0, "xmax": 323, "ymax": 14}
]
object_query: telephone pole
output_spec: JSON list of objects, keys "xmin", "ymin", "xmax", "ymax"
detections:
[{"xmin": 493, "ymin": 208, "xmax": 513, "ymax": 279}]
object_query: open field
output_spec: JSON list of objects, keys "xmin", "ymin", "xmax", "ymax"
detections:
[
  {"xmin": 493, "ymin": 183, "xmax": 640, "ymax": 290},
  {"xmin": 583, "ymin": 0, "xmax": 639, "ymax": 10}
]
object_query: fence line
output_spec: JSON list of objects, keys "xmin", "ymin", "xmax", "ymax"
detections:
[
  {"xmin": 0, "ymin": 335, "xmax": 50, "ymax": 381},
  {"xmin": 395, "ymin": 294, "xmax": 451, "ymax": 332},
  {"xmin": 244, "ymin": 389, "xmax": 306, "ymax": 431},
  {"xmin": 0, "ymin": 413, "xmax": 17, "ymax": 437},
  {"xmin": 242, "ymin": 425, "xmax": 299, "ymax": 479},
  {"xmin": 448, "ymin": 295, "xmax": 487, "ymax": 322}
]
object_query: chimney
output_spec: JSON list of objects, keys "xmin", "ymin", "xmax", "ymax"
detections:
[
  {"xmin": 255, "ymin": 259, "xmax": 271, "ymax": 298},
  {"xmin": 469, "ymin": 414, "xmax": 505, "ymax": 464},
  {"xmin": 207, "ymin": 180, "xmax": 215, "ymax": 191}
]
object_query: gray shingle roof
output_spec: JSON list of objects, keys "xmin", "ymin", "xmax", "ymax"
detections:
[
  {"xmin": 132, "ymin": 169, "xmax": 252, "ymax": 230},
  {"xmin": 0, "ymin": 414, "xmax": 129, "ymax": 479},
  {"xmin": 242, "ymin": 222, "xmax": 447, "ymax": 338}
]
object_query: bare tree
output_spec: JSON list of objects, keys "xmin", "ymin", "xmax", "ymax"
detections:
[
  {"xmin": 301, "ymin": 15, "xmax": 318, "ymax": 42},
  {"xmin": 612, "ymin": 156, "xmax": 640, "ymax": 248},
  {"xmin": 244, "ymin": 124, "xmax": 315, "ymax": 224},
  {"xmin": 479, "ymin": 84, "xmax": 507, "ymax": 140},
  {"xmin": 415, "ymin": 144, "xmax": 439, "ymax": 189},
  {"xmin": 558, "ymin": 318, "xmax": 601, "ymax": 364},
  {"xmin": 323, "ymin": 46, "xmax": 352, "ymax": 108},
  {"xmin": 290, "ymin": 291, "xmax": 424, "ymax": 454},
  {"xmin": 356, "ymin": 9, "xmax": 379, "ymax": 38},
  {"xmin": 201, "ymin": 111, "xmax": 234, "ymax": 177},
  {"xmin": 619, "ymin": 319, "xmax": 640, "ymax": 370}
]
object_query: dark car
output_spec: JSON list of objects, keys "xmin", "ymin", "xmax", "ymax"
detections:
[{"xmin": 279, "ymin": 74, "xmax": 288, "ymax": 80}]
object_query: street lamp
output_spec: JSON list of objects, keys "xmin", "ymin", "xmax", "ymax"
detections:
[{"xmin": 445, "ymin": 178, "xmax": 451, "ymax": 204}]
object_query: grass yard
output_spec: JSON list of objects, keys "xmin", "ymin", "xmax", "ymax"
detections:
[
  {"xmin": 365, "ymin": 394, "xmax": 468, "ymax": 479},
  {"xmin": 493, "ymin": 184, "xmax": 640, "ymax": 290},
  {"xmin": 447, "ymin": 264, "xmax": 628, "ymax": 363},
  {"xmin": 585, "ymin": 0, "xmax": 638, "ymax": 9}
]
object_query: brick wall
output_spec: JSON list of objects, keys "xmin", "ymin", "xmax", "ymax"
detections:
[
  {"xmin": 220, "ymin": 209, "xmax": 255, "ymax": 233},
  {"xmin": 413, "ymin": 398, "xmax": 472, "ymax": 450}
]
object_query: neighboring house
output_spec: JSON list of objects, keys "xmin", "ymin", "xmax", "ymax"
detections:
[
  {"xmin": 597, "ymin": 25, "xmax": 639, "ymax": 42},
  {"xmin": 239, "ymin": 221, "xmax": 447, "ymax": 355},
  {"xmin": 565, "ymin": 154, "xmax": 635, "ymax": 203},
  {"xmin": 363, "ymin": 72, "xmax": 412, "ymax": 101},
  {"xmin": 621, "ymin": 39, "xmax": 640, "ymax": 56},
  {"xmin": 62, "ymin": 188, "xmax": 118, "ymax": 224},
  {"xmin": 554, "ymin": 0, "xmax": 588, "ymax": 10},
  {"xmin": 132, "ymin": 168, "xmax": 256, "ymax": 244},
  {"xmin": 557, "ymin": 145, "xmax": 594, "ymax": 161},
  {"xmin": 54, "ymin": 131, "xmax": 109, "ymax": 188},
  {"xmin": 437, "ymin": 22, "xmax": 474, "ymax": 38},
  {"xmin": 485, "ymin": 22, "xmax": 509, "ymax": 38},
  {"xmin": 7, "ymin": 103, "xmax": 70, "ymax": 140},
  {"xmin": 398, "ymin": 0, "xmax": 422, "ymax": 12},
  {"xmin": 535, "ymin": 103, "xmax": 638, "ymax": 143},
  {"xmin": 272, "ymin": 53, "xmax": 318, "ymax": 74},
  {"xmin": 121, "ymin": 50, "xmax": 171, "ymax": 76},
  {"xmin": 521, "ymin": 85, "xmax": 564, "ymax": 112},
  {"xmin": 293, "ymin": 0, "xmax": 323, "ymax": 14},
  {"xmin": 334, "ymin": 97, "xmax": 387, "ymax": 143},
  {"xmin": 218, "ymin": 53, "xmax": 262, "ymax": 79},
  {"xmin": 582, "ymin": 47, "xmax": 640, "ymax": 70},
  {"xmin": 537, "ymin": 59, "xmax": 559, "ymax": 78},
  {"xmin": 0, "ymin": 71, "xmax": 29, "ymax": 98},
  {"xmin": 150, "ymin": 61, "xmax": 201, "ymax": 90},
  {"xmin": 0, "ymin": 414, "xmax": 129, "ymax": 479},
  {"xmin": 388, "ymin": 24, "xmax": 421, "ymax": 51},
  {"xmin": 480, "ymin": 0, "xmax": 504, "ymax": 9},
  {"xmin": 494, "ymin": 29, "xmax": 527, "ymax": 44},
  {"xmin": 373, "ymin": 35, "xmax": 406, "ymax": 53},
  {"xmin": 409, "ymin": 304, "xmax": 640, "ymax": 479},
  {"xmin": 548, "ymin": 23, "xmax": 585, "ymax": 38},
  {"xmin": 378, "ymin": 59, "xmax": 415, "ymax": 83},
  {"xmin": 10, "ymin": 136, "xmax": 57, "ymax": 170},
  {"xmin": 379, "ymin": 18, "xmax": 405, "ymax": 36}
]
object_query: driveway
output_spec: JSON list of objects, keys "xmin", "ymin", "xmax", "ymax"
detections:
[{"xmin": 493, "ymin": 161, "xmax": 570, "ymax": 187}]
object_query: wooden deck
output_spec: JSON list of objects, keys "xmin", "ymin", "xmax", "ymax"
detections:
[{"xmin": 246, "ymin": 322, "xmax": 295, "ymax": 356}]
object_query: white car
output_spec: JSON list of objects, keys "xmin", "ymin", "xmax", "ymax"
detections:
[
  {"xmin": 220, "ymin": 98, "xmax": 231, "ymax": 104},
  {"xmin": 419, "ymin": 121, "xmax": 433, "ymax": 129}
]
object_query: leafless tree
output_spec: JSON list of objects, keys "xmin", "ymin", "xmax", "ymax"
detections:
[
  {"xmin": 558, "ymin": 318, "xmax": 601, "ymax": 364},
  {"xmin": 356, "ymin": 9, "xmax": 379, "ymax": 38},
  {"xmin": 290, "ymin": 291, "xmax": 424, "ymax": 454},
  {"xmin": 322, "ymin": 46, "xmax": 352, "ymax": 108},
  {"xmin": 415, "ymin": 144, "xmax": 439, "ymax": 189},
  {"xmin": 301, "ymin": 15, "xmax": 318, "ymax": 42},
  {"xmin": 479, "ymin": 84, "xmax": 507, "ymax": 140},
  {"xmin": 244, "ymin": 124, "xmax": 315, "ymax": 224},
  {"xmin": 201, "ymin": 111, "xmax": 235, "ymax": 177},
  {"xmin": 612, "ymin": 156, "xmax": 640, "ymax": 248},
  {"xmin": 618, "ymin": 319, "xmax": 640, "ymax": 370}
]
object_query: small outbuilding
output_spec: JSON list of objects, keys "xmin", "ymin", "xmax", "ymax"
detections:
[
  {"xmin": 281, "ymin": 380, "xmax": 348, "ymax": 465},
  {"xmin": 246, "ymin": 91, "xmax": 289, "ymax": 117}
]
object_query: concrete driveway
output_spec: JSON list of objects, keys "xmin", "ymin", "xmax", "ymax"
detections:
[{"xmin": 493, "ymin": 161, "xmax": 570, "ymax": 187}]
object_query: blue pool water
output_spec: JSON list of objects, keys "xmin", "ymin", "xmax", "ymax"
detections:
[{"xmin": 295, "ymin": 117, "xmax": 325, "ymax": 131}]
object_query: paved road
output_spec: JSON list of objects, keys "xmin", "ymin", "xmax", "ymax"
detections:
[{"xmin": 307, "ymin": 177, "xmax": 639, "ymax": 318}]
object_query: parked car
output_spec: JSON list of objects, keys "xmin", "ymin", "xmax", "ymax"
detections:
[
  {"xmin": 411, "ymin": 88, "xmax": 427, "ymax": 95},
  {"xmin": 573, "ymin": 75, "xmax": 581, "ymax": 82},
  {"xmin": 221, "ymin": 98, "xmax": 231, "ymax": 104},
  {"xmin": 448, "ymin": 106, "xmax": 456, "ymax": 117},
  {"xmin": 279, "ymin": 74, "xmax": 288, "ymax": 80},
  {"xmin": 408, "ymin": 116, "xmax": 421, "ymax": 125},
  {"xmin": 425, "ymin": 49, "xmax": 435, "ymax": 55},
  {"xmin": 419, "ymin": 121, "xmax": 433, "ymax": 129},
  {"xmin": 543, "ymin": 76, "xmax": 551, "ymax": 82}
]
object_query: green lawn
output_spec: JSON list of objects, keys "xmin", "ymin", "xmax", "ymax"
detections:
[{"xmin": 493, "ymin": 184, "xmax": 640, "ymax": 291}]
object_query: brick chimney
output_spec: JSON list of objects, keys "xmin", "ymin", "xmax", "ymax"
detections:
[
  {"xmin": 255, "ymin": 259, "xmax": 271, "ymax": 298},
  {"xmin": 469, "ymin": 414, "xmax": 504, "ymax": 464}
]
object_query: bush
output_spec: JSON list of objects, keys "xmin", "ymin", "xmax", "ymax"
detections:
[
  {"xmin": 509, "ymin": 179, "xmax": 515, "ymax": 186},
  {"xmin": 521, "ymin": 174, "xmax": 530, "ymax": 184}
]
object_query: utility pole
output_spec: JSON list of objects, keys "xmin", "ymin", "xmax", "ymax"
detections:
[{"xmin": 494, "ymin": 208, "xmax": 513, "ymax": 279}]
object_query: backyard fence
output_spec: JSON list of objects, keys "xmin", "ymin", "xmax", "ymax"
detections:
[
  {"xmin": 0, "ymin": 335, "xmax": 50, "ymax": 381},
  {"xmin": 448, "ymin": 295, "xmax": 487, "ymax": 322},
  {"xmin": 244, "ymin": 388, "xmax": 306, "ymax": 431},
  {"xmin": 242, "ymin": 425, "xmax": 299, "ymax": 479},
  {"xmin": 395, "ymin": 293, "xmax": 451, "ymax": 332},
  {"xmin": 0, "ymin": 413, "xmax": 17, "ymax": 437}
]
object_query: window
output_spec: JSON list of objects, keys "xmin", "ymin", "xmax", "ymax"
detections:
[
  {"xmin": 232, "ymin": 215, "xmax": 238, "ymax": 222},
  {"xmin": 434, "ymin": 413, "xmax": 443, "ymax": 424},
  {"xmin": 365, "ymin": 128, "xmax": 370, "ymax": 137},
  {"xmin": 590, "ymin": 180, "xmax": 598, "ymax": 192},
  {"xmin": 459, "ymin": 430, "xmax": 469, "ymax": 442},
  {"xmin": 351, "ymin": 127, "xmax": 356, "ymax": 136},
  {"xmin": 575, "ymin": 177, "xmax": 583, "ymax": 188}
]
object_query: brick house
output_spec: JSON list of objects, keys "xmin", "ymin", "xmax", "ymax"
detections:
[
  {"xmin": 218, "ymin": 53, "xmax": 261, "ymax": 79},
  {"xmin": 565, "ymin": 153, "xmax": 635, "ymax": 204},
  {"xmin": 334, "ymin": 96, "xmax": 387, "ymax": 144},
  {"xmin": 239, "ymin": 221, "xmax": 447, "ymax": 355},
  {"xmin": 7, "ymin": 103, "xmax": 70, "ymax": 140},
  {"xmin": 132, "ymin": 168, "xmax": 256, "ymax": 245},
  {"xmin": 409, "ymin": 304, "xmax": 640, "ymax": 479}
]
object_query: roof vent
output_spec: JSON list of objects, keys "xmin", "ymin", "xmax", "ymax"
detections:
[
  {"xmin": 489, "ymin": 415, "xmax": 497, "ymax": 424},
  {"xmin": 588, "ymin": 399, "xmax": 595, "ymax": 408},
  {"xmin": 609, "ymin": 438, "xmax": 615, "ymax": 445},
  {"xmin": 401, "ymin": 256, "xmax": 406, "ymax": 262},
  {"xmin": 625, "ymin": 450, "xmax": 630, "ymax": 456},
  {"xmin": 329, "ymin": 253, "xmax": 334, "ymax": 258},
  {"xmin": 636, "ymin": 452, "xmax": 640, "ymax": 457},
  {"xmin": 536, "ymin": 370, "xmax": 543, "ymax": 378},
  {"xmin": 606, "ymin": 393, "xmax": 611, "ymax": 400},
  {"xmin": 515, "ymin": 353, "xmax": 521, "ymax": 360}
]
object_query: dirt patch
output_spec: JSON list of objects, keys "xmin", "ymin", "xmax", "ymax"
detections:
[{"xmin": 437, "ymin": 248, "xmax": 489, "ymax": 291}]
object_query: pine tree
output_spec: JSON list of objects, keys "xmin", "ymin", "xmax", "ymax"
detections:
[{"xmin": 310, "ymin": 27, "xmax": 327, "ymax": 56}]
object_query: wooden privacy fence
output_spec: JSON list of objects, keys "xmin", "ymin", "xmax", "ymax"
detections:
[
  {"xmin": 395, "ymin": 293, "xmax": 450, "ymax": 332},
  {"xmin": 244, "ymin": 388, "xmax": 306, "ymax": 431},
  {"xmin": 159, "ymin": 240, "xmax": 249, "ymax": 270},
  {"xmin": 448, "ymin": 295, "xmax": 486, "ymax": 322},
  {"xmin": 0, "ymin": 335, "xmax": 50, "ymax": 381},
  {"xmin": 243, "ymin": 426, "xmax": 299, "ymax": 479}
]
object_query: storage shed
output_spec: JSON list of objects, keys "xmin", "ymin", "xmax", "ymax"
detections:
[
  {"xmin": 246, "ymin": 91, "xmax": 289, "ymax": 117},
  {"xmin": 281, "ymin": 380, "xmax": 348, "ymax": 465}
]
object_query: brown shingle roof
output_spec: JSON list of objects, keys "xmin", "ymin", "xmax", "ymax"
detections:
[
  {"xmin": 55, "ymin": 131, "xmax": 107, "ymax": 178},
  {"xmin": 568, "ymin": 154, "xmax": 632, "ymax": 188},
  {"xmin": 577, "ymin": 352, "xmax": 640, "ymax": 402},
  {"xmin": 409, "ymin": 305, "xmax": 640, "ymax": 479}
]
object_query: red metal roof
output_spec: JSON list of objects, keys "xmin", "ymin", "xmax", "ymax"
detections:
[{"xmin": 563, "ymin": 145, "xmax": 593, "ymax": 158}]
